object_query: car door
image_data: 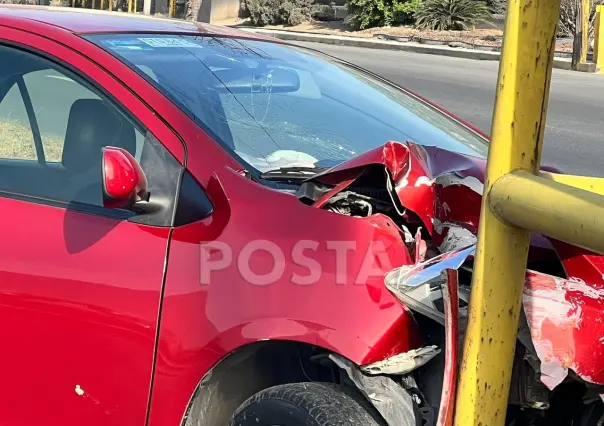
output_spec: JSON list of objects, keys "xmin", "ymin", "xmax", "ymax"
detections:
[{"xmin": 0, "ymin": 32, "xmax": 185, "ymax": 426}]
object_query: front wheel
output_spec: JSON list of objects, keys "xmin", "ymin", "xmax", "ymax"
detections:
[{"xmin": 229, "ymin": 382, "xmax": 386, "ymax": 426}]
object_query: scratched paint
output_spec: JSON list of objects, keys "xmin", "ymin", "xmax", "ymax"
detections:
[
  {"xmin": 414, "ymin": 176, "xmax": 433, "ymax": 187},
  {"xmin": 434, "ymin": 174, "xmax": 484, "ymax": 194},
  {"xmin": 432, "ymin": 219, "xmax": 477, "ymax": 253},
  {"xmin": 523, "ymin": 270, "xmax": 604, "ymax": 389}
]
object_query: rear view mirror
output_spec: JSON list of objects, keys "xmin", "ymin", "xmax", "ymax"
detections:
[
  {"xmin": 212, "ymin": 67, "xmax": 301, "ymax": 94},
  {"xmin": 102, "ymin": 146, "xmax": 149, "ymax": 209}
]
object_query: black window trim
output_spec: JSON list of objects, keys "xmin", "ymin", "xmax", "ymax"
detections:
[
  {"xmin": 0, "ymin": 40, "xmax": 185, "ymax": 225},
  {"xmin": 16, "ymin": 76, "xmax": 46, "ymax": 164},
  {"xmin": 0, "ymin": 188, "xmax": 135, "ymax": 220}
]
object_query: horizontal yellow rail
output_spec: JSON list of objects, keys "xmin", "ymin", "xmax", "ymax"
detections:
[
  {"xmin": 490, "ymin": 171, "xmax": 604, "ymax": 255},
  {"xmin": 540, "ymin": 171, "xmax": 604, "ymax": 196}
]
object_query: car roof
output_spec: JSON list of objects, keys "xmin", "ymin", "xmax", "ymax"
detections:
[{"xmin": 0, "ymin": 4, "xmax": 270, "ymax": 38}]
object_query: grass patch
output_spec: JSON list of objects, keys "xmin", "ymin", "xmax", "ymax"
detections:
[{"xmin": 0, "ymin": 119, "xmax": 64, "ymax": 162}]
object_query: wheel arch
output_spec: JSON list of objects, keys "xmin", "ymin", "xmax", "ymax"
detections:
[{"xmin": 179, "ymin": 340, "xmax": 344, "ymax": 426}]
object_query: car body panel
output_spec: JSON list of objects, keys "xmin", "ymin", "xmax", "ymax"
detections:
[
  {"xmin": 0, "ymin": 198, "xmax": 170, "ymax": 426},
  {"xmin": 523, "ymin": 270, "xmax": 604, "ymax": 389},
  {"xmin": 148, "ymin": 136, "xmax": 422, "ymax": 426},
  {"xmin": 0, "ymin": 21, "xmax": 184, "ymax": 426}
]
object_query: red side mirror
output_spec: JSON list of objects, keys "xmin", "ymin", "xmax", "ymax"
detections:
[{"xmin": 102, "ymin": 146, "xmax": 149, "ymax": 209}]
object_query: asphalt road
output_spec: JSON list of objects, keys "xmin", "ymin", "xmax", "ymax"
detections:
[{"xmin": 295, "ymin": 42, "xmax": 604, "ymax": 177}]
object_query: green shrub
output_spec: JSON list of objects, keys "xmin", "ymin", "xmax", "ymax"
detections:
[
  {"xmin": 246, "ymin": 0, "xmax": 314, "ymax": 25},
  {"xmin": 414, "ymin": 0, "xmax": 490, "ymax": 30},
  {"xmin": 346, "ymin": 0, "xmax": 422, "ymax": 30}
]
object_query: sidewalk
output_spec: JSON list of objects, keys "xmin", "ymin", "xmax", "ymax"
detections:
[{"xmin": 232, "ymin": 27, "xmax": 575, "ymax": 71}]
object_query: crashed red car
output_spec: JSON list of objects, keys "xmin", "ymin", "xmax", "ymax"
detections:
[{"xmin": 0, "ymin": 6, "xmax": 602, "ymax": 426}]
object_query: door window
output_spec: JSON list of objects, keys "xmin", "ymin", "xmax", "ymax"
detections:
[
  {"xmin": 0, "ymin": 46, "xmax": 146, "ymax": 207},
  {"xmin": 0, "ymin": 81, "xmax": 37, "ymax": 160}
]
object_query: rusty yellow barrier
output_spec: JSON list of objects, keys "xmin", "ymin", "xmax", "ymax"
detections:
[
  {"xmin": 451, "ymin": 0, "xmax": 604, "ymax": 423},
  {"xmin": 454, "ymin": 0, "xmax": 604, "ymax": 424},
  {"xmin": 490, "ymin": 171, "xmax": 604, "ymax": 254},
  {"xmin": 452, "ymin": 0, "xmax": 560, "ymax": 423},
  {"xmin": 539, "ymin": 171, "xmax": 604, "ymax": 196}
]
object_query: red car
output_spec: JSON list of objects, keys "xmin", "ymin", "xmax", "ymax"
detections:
[{"xmin": 0, "ymin": 6, "xmax": 602, "ymax": 426}]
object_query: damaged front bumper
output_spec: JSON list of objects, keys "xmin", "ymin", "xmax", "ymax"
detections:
[{"xmin": 385, "ymin": 244, "xmax": 604, "ymax": 390}]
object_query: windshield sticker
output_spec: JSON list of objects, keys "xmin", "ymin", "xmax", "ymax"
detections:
[
  {"xmin": 105, "ymin": 39, "xmax": 153, "ymax": 51},
  {"xmin": 138, "ymin": 38, "xmax": 202, "ymax": 48}
]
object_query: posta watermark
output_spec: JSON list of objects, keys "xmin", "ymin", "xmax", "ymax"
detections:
[{"xmin": 200, "ymin": 239, "xmax": 395, "ymax": 286}]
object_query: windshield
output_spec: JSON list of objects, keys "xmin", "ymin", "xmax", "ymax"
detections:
[{"xmin": 88, "ymin": 34, "xmax": 489, "ymax": 172}]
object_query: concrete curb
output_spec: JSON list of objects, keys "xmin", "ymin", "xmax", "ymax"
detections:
[{"xmin": 239, "ymin": 28, "xmax": 573, "ymax": 71}]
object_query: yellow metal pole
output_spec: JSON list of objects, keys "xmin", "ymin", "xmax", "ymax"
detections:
[
  {"xmin": 128, "ymin": 0, "xmax": 133, "ymax": 12},
  {"xmin": 491, "ymin": 171, "xmax": 604, "ymax": 254},
  {"xmin": 72, "ymin": 0, "xmax": 76, "ymax": 7},
  {"xmin": 109, "ymin": 0, "xmax": 112, "ymax": 11},
  {"xmin": 452, "ymin": 0, "xmax": 560, "ymax": 424},
  {"xmin": 595, "ymin": 5, "xmax": 604, "ymax": 71},
  {"xmin": 133, "ymin": 0, "xmax": 138, "ymax": 12},
  {"xmin": 169, "ymin": 0, "xmax": 176, "ymax": 17},
  {"xmin": 581, "ymin": 0, "xmax": 590, "ymax": 64}
]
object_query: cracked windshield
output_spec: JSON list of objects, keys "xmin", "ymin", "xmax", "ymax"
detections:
[{"xmin": 89, "ymin": 34, "xmax": 488, "ymax": 172}]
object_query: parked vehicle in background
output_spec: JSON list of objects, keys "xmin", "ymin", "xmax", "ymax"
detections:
[{"xmin": 0, "ymin": 6, "xmax": 602, "ymax": 426}]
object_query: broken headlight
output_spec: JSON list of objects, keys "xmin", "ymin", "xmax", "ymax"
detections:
[{"xmin": 384, "ymin": 245, "xmax": 475, "ymax": 324}]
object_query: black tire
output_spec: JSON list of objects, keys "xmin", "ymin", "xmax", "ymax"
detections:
[{"xmin": 229, "ymin": 382, "xmax": 385, "ymax": 426}]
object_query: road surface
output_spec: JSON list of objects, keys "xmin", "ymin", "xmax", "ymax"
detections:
[{"xmin": 295, "ymin": 42, "xmax": 604, "ymax": 177}]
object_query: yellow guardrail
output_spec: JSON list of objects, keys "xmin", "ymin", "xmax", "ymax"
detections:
[{"xmin": 453, "ymin": 0, "xmax": 604, "ymax": 425}]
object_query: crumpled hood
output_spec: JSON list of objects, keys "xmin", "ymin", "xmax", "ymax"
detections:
[{"xmin": 309, "ymin": 141, "xmax": 556, "ymax": 255}]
